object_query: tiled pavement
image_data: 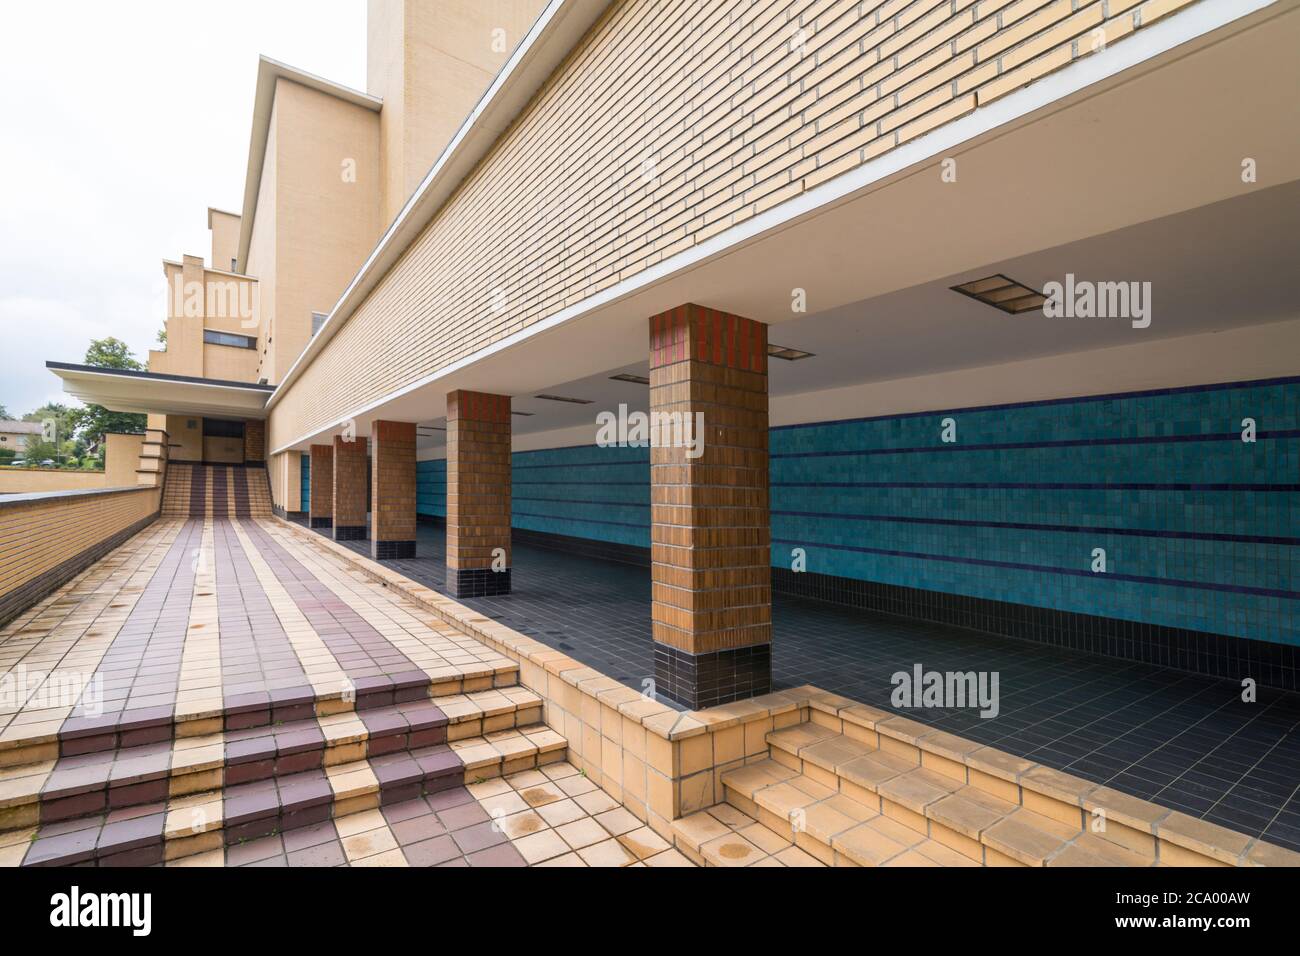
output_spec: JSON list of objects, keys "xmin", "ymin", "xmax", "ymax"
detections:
[
  {"xmin": 319, "ymin": 519, "xmax": 1300, "ymax": 853},
  {"xmin": 0, "ymin": 517, "xmax": 588, "ymax": 867},
  {"xmin": 175, "ymin": 760, "xmax": 698, "ymax": 867}
]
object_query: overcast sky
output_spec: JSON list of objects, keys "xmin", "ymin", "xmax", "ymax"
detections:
[{"xmin": 0, "ymin": 0, "xmax": 366, "ymax": 418}]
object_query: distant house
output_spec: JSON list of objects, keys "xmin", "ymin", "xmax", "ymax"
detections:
[{"xmin": 0, "ymin": 420, "xmax": 42, "ymax": 454}]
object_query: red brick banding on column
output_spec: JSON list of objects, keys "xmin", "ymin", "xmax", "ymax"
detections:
[
  {"xmin": 332, "ymin": 436, "xmax": 369, "ymax": 542},
  {"xmin": 308, "ymin": 444, "xmax": 333, "ymax": 529},
  {"xmin": 243, "ymin": 420, "xmax": 266, "ymax": 464},
  {"xmin": 649, "ymin": 303, "xmax": 771, "ymax": 710},
  {"xmin": 446, "ymin": 390, "xmax": 511, "ymax": 598},
  {"xmin": 371, "ymin": 420, "xmax": 418, "ymax": 560}
]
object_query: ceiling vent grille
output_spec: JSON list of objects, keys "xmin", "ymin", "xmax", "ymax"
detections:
[{"xmin": 950, "ymin": 274, "xmax": 1046, "ymax": 314}]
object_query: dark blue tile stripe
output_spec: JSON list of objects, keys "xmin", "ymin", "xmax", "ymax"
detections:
[
  {"xmin": 771, "ymin": 509, "xmax": 1300, "ymax": 546},
  {"xmin": 770, "ymin": 538, "xmax": 1300, "ymax": 601}
]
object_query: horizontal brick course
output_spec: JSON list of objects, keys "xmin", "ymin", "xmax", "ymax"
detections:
[{"xmin": 269, "ymin": 0, "xmax": 1206, "ymax": 451}]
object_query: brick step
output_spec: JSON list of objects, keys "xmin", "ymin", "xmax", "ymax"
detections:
[
  {"xmin": 756, "ymin": 722, "xmax": 1148, "ymax": 867},
  {"xmin": 0, "ymin": 687, "xmax": 544, "ymax": 833},
  {"xmin": 668, "ymin": 801, "xmax": 825, "ymax": 867},
  {"xmin": 0, "ymin": 657, "xmax": 520, "ymax": 767},
  {"xmin": 10, "ymin": 724, "xmax": 567, "ymax": 867},
  {"xmin": 753, "ymin": 711, "xmax": 1300, "ymax": 867}
]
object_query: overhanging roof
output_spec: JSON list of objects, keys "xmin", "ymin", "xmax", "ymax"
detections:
[{"xmin": 46, "ymin": 362, "xmax": 273, "ymax": 419}]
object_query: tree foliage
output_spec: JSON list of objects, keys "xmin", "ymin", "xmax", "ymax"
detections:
[{"xmin": 68, "ymin": 337, "xmax": 148, "ymax": 454}]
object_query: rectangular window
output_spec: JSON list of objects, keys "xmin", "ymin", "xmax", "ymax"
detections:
[
  {"xmin": 202, "ymin": 418, "xmax": 245, "ymax": 439},
  {"xmin": 203, "ymin": 330, "xmax": 257, "ymax": 349}
]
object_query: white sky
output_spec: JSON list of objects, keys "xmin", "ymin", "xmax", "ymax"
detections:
[{"xmin": 0, "ymin": 0, "xmax": 366, "ymax": 418}]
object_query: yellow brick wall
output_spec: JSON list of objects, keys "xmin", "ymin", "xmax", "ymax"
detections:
[
  {"xmin": 0, "ymin": 487, "xmax": 161, "ymax": 622},
  {"xmin": 270, "ymin": 0, "xmax": 1202, "ymax": 450}
]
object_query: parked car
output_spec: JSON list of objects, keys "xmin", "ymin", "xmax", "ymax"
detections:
[{"xmin": 9, "ymin": 459, "xmax": 25, "ymax": 467}]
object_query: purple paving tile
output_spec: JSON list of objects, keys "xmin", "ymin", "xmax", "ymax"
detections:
[
  {"xmin": 189, "ymin": 465, "xmax": 206, "ymax": 516},
  {"xmin": 227, "ymin": 834, "xmax": 283, "ymax": 866},
  {"xmin": 237, "ymin": 521, "xmax": 433, "ymax": 707},
  {"xmin": 233, "ymin": 468, "xmax": 252, "ymax": 520},
  {"xmin": 287, "ymin": 841, "xmax": 347, "ymax": 867},
  {"xmin": 282, "ymin": 820, "xmax": 338, "ymax": 852},
  {"xmin": 467, "ymin": 842, "xmax": 527, "ymax": 867},
  {"xmin": 437, "ymin": 800, "xmax": 491, "ymax": 832},
  {"xmin": 211, "ymin": 466, "xmax": 229, "ymax": 519},
  {"xmin": 211, "ymin": 520, "xmax": 314, "ymax": 727},
  {"xmin": 450, "ymin": 821, "xmax": 506, "ymax": 855},
  {"xmin": 401, "ymin": 834, "xmax": 462, "ymax": 867},
  {"xmin": 55, "ymin": 519, "xmax": 203, "ymax": 753}
]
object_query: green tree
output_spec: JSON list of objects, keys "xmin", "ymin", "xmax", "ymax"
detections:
[
  {"xmin": 21, "ymin": 403, "xmax": 77, "ymax": 465},
  {"xmin": 20, "ymin": 437, "xmax": 59, "ymax": 465},
  {"xmin": 68, "ymin": 337, "xmax": 147, "ymax": 454}
]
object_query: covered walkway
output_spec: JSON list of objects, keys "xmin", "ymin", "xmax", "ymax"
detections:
[{"xmin": 311, "ymin": 518, "xmax": 1300, "ymax": 853}]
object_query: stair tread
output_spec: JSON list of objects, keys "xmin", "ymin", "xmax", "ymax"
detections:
[
  {"xmin": 671, "ymin": 803, "xmax": 826, "ymax": 868},
  {"xmin": 13, "ymin": 724, "xmax": 566, "ymax": 867},
  {"xmin": 0, "ymin": 690, "xmax": 545, "ymax": 824},
  {"xmin": 726, "ymin": 729, "xmax": 1096, "ymax": 868}
]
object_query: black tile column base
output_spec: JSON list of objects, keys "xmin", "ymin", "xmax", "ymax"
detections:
[
  {"xmin": 309, "ymin": 517, "xmax": 333, "ymax": 529},
  {"xmin": 333, "ymin": 525, "xmax": 366, "ymax": 541},
  {"xmin": 372, "ymin": 540, "xmax": 416, "ymax": 560},
  {"xmin": 449, "ymin": 567, "xmax": 511, "ymax": 598},
  {"xmin": 653, "ymin": 643, "xmax": 772, "ymax": 710}
]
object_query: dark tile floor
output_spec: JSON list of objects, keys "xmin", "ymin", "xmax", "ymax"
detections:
[{"xmin": 303, "ymin": 518, "xmax": 1300, "ymax": 852}]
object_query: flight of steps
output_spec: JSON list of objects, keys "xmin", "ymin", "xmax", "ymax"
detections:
[
  {"xmin": 160, "ymin": 463, "xmax": 273, "ymax": 518},
  {"xmin": 672, "ymin": 701, "xmax": 1300, "ymax": 867},
  {"xmin": 0, "ymin": 664, "xmax": 567, "ymax": 867}
]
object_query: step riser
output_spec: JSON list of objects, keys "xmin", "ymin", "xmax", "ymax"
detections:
[
  {"xmin": 3, "ymin": 699, "xmax": 540, "ymax": 833},
  {"xmin": 22, "ymin": 764, "xmax": 465, "ymax": 868},
  {"xmin": 45, "ymin": 669, "xmax": 515, "ymax": 761},
  {"xmin": 22, "ymin": 737, "xmax": 569, "ymax": 867},
  {"xmin": 750, "ymin": 717, "xmax": 1287, "ymax": 868}
]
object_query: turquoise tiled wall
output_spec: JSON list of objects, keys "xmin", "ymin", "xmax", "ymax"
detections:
[
  {"xmin": 412, "ymin": 378, "xmax": 1298, "ymax": 645},
  {"xmin": 509, "ymin": 444, "xmax": 650, "ymax": 546},
  {"xmin": 301, "ymin": 456, "xmax": 310, "ymax": 510},
  {"xmin": 417, "ymin": 459, "xmax": 447, "ymax": 518}
]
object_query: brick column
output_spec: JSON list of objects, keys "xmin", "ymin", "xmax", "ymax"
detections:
[
  {"xmin": 243, "ymin": 419, "xmax": 266, "ymax": 464},
  {"xmin": 446, "ymin": 390, "xmax": 511, "ymax": 597},
  {"xmin": 332, "ymin": 435, "xmax": 368, "ymax": 541},
  {"xmin": 650, "ymin": 303, "xmax": 771, "ymax": 710},
  {"xmin": 308, "ymin": 444, "xmax": 333, "ymax": 529},
  {"xmin": 371, "ymin": 420, "xmax": 417, "ymax": 559}
]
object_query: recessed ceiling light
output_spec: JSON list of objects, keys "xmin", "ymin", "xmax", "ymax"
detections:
[
  {"xmin": 511, "ymin": 410, "xmax": 535, "ymax": 417},
  {"xmin": 951, "ymin": 274, "xmax": 1046, "ymax": 314},
  {"xmin": 417, "ymin": 426, "xmax": 446, "ymax": 432},
  {"xmin": 534, "ymin": 393, "xmax": 594, "ymax": 404},
  {"xmin": 609, "ymin": 373, "xmax": 650, "ymax": 385},
  {"xmin": 767, "ymin": 344, "xmax": 815, "ymax": 361}
]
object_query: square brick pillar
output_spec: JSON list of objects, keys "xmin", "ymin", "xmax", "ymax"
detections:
[
  {"xmin": 308, "ymin": 444, "xmax": 333, "ymax": 529},
  {"xmin": 650, "ymin": 304, "xmax": 772, "ymax": 710},
  {"xmin": 371, "ymin": 420, "xmax": 417, "ymax": 559},
  {"xmin": 332, "ymin": 435, "xmax": 368, "ymax": 541},
  {"xmin": 446, "ymin": 390, "xmax": 511, "ymax": 597}
]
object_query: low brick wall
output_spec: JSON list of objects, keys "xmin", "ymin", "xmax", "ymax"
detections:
[
  {"xmin": 0, "ymin": 468, "xmax": 107, "ymax": 495},
  {"xmin": 0, "ymin": 486, "xmax": 161, "ymax": 626}
]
